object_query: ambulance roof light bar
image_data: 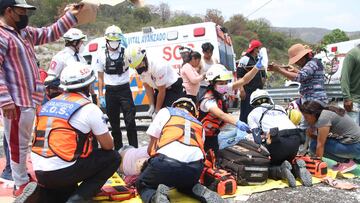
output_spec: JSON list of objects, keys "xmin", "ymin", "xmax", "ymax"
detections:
[{"xmin": 142, "ymin": 26, "xmax": 155, "ymax": 33}]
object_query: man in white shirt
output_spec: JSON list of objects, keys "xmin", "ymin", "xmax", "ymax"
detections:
[
  {"xmin": 45, "ymin": 28, "xmax": 98, "ymax": 104},
  {"xmin": 198, "ymin": 42, "xmax": 219, "ymax": 99},
  {"xmin": 136, "ymin": 97, "xmax": 224, "ymax": 203},
  {"xmin": 128, "ymin": 46, "xmax": 184, "ymax": 118},
  {"xmin": 94, "ymin": 25, "xmax": 137, "ymax": 149},
  {"xmin": 22, "ymin": 62, "xmax": 120, "ymax": 202},
  {"xmin": 247, "ymin": 89, "xmax": 311, "ymax": 188}
]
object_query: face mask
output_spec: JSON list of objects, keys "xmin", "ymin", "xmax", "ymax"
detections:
[
  {"xmin": 108, "ymin": 41, "xmax": 120, "ymax": 50},
  {"xmin": 12, "ymin": 9, "xmax": 28, "ymax": 30},
  {"xmin": 136, "ymin": 66, "xmax": 147, "ymax": 75},
  {"xmin": 215, "ymin": 84, "xmax": 229, "ymax": 94}
]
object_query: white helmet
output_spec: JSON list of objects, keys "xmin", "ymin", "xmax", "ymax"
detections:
[
  {"xmin": 205, "ymin": 64, "xmax": 233, "ymax": 82},
  {"xmin": 63, "ymin": 28, "xmax": 87, "ymax": 42},
  {"xmin": 250, "ymin": 89, "xmax": 274, "ymax": 106},
  {"xmin": 127, "ymin": 45, "xmax": 146, "ymax": 69},
  {"xmin": 105, "ymin": 25, "xmax": 123, "ymax": 41},
  {"xmin": 172, "ymin": 97, "xmax": 198, "ymax": 116},
  {"xmin": 60, "ymin": 62, "xmax": 96, "ymax": 90}
]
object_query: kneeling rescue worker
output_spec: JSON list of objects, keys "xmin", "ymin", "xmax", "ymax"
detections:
[
  {"xmin": 136, "ymin": 97, "xmax": 224, "ymax": 203},
  {"xmin": 18, "ymin": 62, "xmax": 120, "ymax": 203}
]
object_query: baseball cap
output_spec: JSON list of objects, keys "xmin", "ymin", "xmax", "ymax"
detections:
[
  {"xmin": 246, "ymin": 40, "xmax": 262, "ymax": 53},
  {"xmin": 0, "ymin": 0, "xmax": 36, "ymax": 10}
]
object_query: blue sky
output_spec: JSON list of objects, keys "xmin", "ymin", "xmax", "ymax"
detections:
[{"xmin": 146, "ymin": 0, "xmax": 360, "ymax": 32}]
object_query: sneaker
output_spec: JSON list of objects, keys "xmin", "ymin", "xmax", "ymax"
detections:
[
  {"xmin": 13, "ymin": 182, "xmax": 38, "ymax": 203},
  {"xmin": 332, "ymin": 160, "xmax": 357, "ymax": 173},
  {"xmin": 192, "ymin": 183, "xmax": 225, "ymax": 203},
  {"xmin": 292, "ymin": 159, "xmax": 313, "ymax": 187},
  {"xmin": 151, "ymin": 184, "xmax": 170, "ymax": 203},
  {"xmin": 281, "ymin": 160, "xmax": 296, "ymax": 188}
]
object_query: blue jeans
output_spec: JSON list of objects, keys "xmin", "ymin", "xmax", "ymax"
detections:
[
  {"xmin": 1, "ymin": 135, "xmax": 12, "ymax": 174},
  {"xmin": 310, "ymin": 138, "xmax": 360, "ymax": 163},
  {"xmin": 218, "ymin": 126, "xmax": 247, "ymax": 150}
]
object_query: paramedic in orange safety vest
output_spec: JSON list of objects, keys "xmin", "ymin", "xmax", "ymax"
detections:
[
  {"xmin": 136, "ymin": 97, "xmax": 224, "ymax": 203},
  {"xmin": 198, "ymin": 62, "xmax": 264, "ymax": 155},
  {"xmin": 127, "ymin": 46, "xmax": 184, "ymax": 119},
  {"xmin": 28, "ymin": 62, "xmax": 120, "ymax": 202}
]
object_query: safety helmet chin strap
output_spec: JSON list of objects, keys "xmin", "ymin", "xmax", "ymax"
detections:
[{"xmin": 66, "ymin": 40, "xmax": 82, "ymax": 53}]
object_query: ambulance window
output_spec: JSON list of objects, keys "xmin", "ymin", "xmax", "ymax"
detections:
[
  {"xmin": 218, "ymin": 39, "xmax": 235, "ymax": 71},
  {"xmin": 167, "ymin": 31, "xmax": 178, "ymax": 40}
]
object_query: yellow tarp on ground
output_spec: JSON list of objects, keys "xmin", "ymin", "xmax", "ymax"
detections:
[{"xmin": 98, "ymin": 164, "xmax": 358, "ymax": 203}]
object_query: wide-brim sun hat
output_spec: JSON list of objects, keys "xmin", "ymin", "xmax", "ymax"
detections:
[{"xmin": 288, "ymin": 43, "xmax": 312, "ymax": 65}]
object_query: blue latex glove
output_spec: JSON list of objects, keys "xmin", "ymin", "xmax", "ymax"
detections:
[
  {"xmin": 255, "ymin": 56, "xmax": 263, "ymax": 69},
  {"xmin": 100, "ymin": 96, "xmax": 106, "ymax": 108},
  {"xmin": 236, "ymin": 120, "xmax": 250, "ymax": 132}
]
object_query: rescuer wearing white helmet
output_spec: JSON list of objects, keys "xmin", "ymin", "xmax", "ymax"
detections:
[
  {"xmin": 44, "ymin": 28, "xmax": 99, "ymax": 104},
  {"xmin": 28, "ymin": 62, "xmax": 120, "ymax": 202},
  {"xmin": 198, "ymin": 60, "xmax": 264, "ymax": 155},
  {"xmin": 127, "ymin": 45, "xmax": 184, "ymax": 119},
  {"xmin": 93, "ymin": 25, "xmax": 137, "ymax": 150},
  {"xmin": 247, "ymin": 89, "xmax": 311, "ymax": 188}
]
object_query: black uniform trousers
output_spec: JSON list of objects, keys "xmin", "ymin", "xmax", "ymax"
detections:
[
  {"xmin": 136, "ymin": 154, "xmax": 204, "ymax": 203},
  {"xmin": 105, "ymin": 83, "xmax": 138, "ymax": 150},
  {"xmin": 35, "ymin": 150, "xmax": 121, "ymax": 202}
]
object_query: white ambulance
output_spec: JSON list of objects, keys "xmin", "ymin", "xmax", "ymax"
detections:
[
  {"xmin": 83, "ymin": 22, "xmax": 236, "ymax": 108},
  {"xmin": 315, "ymin": 39, "xmax": 360, "ymax": 84}
]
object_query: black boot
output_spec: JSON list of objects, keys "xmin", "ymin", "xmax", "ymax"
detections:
[
  {"xmin": 269, "ymin": 161, "xmax": 296, "ymax": 188},
  {"xmin": 292, "ymin": 159, "xmax": 313, "ymax": 187},
  {"xmin": 192, "ymin": 183, "xmax": 225, "ymax": 203},
  {"xmin": 151, "ymin": 184, "xmax": 170, "ymax": 203}
]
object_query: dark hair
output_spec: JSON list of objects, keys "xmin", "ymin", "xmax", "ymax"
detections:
[
  {"xmin": 299, "ymin": 100, "xmax": 346, "ymax": 120},
  {"xmin": 67, "ymin": 85, "xmax": 90, "ymax": 96},
  {"xmin": 189, "ymin": 51, "xmax": 201, "ymax": 61},
  {"xmin": 202, "ymin": 42, "xmax": 214, "ymax": 52},
  {"xmin": 0, "ymin": 6, "xmax": 9, "ymax": 16}
]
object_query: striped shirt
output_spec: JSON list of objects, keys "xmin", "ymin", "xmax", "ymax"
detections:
[
  {"xmin": 0, "ymin": 12, "xmax": 77, "ymax": 108},
  {"xmin": 294, "ymin": 58, "xmax": 328, "ymax": 104}
]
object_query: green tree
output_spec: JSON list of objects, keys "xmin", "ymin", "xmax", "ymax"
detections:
[
  {"xmin": 204, "ymin": 9, "xmax": 224, "ymax": 25},
  {"xmin": 224, "ymin": 14, "xmax": 247, "ymax": 35},
  {"xmin": 322, "ymin": 29, "xmax": 349, "ymax": 45}
]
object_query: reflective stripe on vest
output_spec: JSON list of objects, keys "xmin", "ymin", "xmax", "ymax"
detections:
[
  {"xmin": 199, "ymin": 91, "xmax": 224, "ymax": 137},
  {"xmin": 150, "ymin": 107, "xmax": 205, "ymax": 157},
  {"xmin": 32, "ymin": 93, "xmax": 92, "ymax": 162}
]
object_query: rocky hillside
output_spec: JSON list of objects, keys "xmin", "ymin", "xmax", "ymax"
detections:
[{"xmin": 273, "ymin": 27, "xmax": 360, "ymax": 44}]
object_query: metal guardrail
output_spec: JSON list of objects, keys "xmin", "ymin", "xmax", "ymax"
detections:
[{"xmin": 266, "ymin": 84, "xmax": 343, "ymax": 103}]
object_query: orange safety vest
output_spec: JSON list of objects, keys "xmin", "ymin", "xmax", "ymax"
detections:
[
  {"xmin": 198, "ymin": 90, "xmax": 225, "ymax": 137},
  {"xmin": 32, "ymin": 93, "xmax": 93, "ymax": 162},
  {"xmin": 150, "ymin": 107, "xmax": 205, "ymax": 157}
]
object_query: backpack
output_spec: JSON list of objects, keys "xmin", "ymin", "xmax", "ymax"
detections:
[
  {"xmin": 201, "ymin": 167, "xmax": 237, "ymax": 196},
  {"xmin": 217, "ymin": 140, "xmax": 271, "ymax": 186},
  {"xmin": 201, "ymin": 149, "xmax": 237, "ymax": 196}
]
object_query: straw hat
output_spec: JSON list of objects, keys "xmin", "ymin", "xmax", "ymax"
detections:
[{"xmin": 288, "ymin": 44, "xmax": 312, "ymax": 65}]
